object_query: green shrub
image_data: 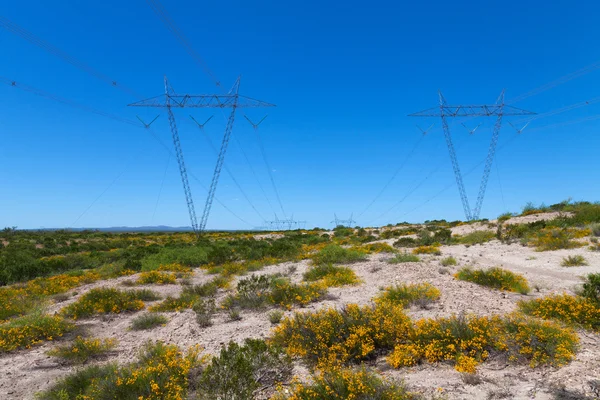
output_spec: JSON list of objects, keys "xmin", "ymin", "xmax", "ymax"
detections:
[
  {"xmin": 131, "ymin": 314, "xmax": 168, "ymax": 330},
  {"xmin": 375, "ymin": 283, "xmax": 441, "ymax": 308},
  {"xmin": 269, "ymin": 278, "xmax": 327, "ymax": 309},
  {"xmin": 457, "ymin": 230, "xmax": 496, "ymax": 245},
  {"xmin": 193, "ymin": 298, "xmax": 216, "ymax": 327},
  {"xmin": 60, "ymin": 288, "xmax": 158, "ymax": 319},
  {"xmin": 455, "ymin": 267, "xmax": 530, "ymax": 294},
  {"xmin": 530, "ymin": 228, "xmax": 585, "ymax": 251},
  {"xmin": 441, "ymin": 256, "xmax": 457, "ymax": 266},
  {"xmin": 47, "ymin": 336, "xmax": 116, "ymax": 364},
  {"xmin": 141, "ymin": 246, "xmax": 209, "ymax": 270},
  {"xmin": 273, "ymin": 367, "xmax": 417, "ymax": 400},
  {"xmin": 269, "ymin": 310, "xmax": 284, "ymax": 324},
  {"xmin": 195, "ymin": 339, "xmax": 292, "ymax": 400},
  {"xmin": 303, "ymin": 264, "xmax": 360, "ymax": 287},
  {"xmin": 412, "ymin": 245, "xmax": 441, "ymax": 255},
  {"xmin": 581, "ymin": 273, "xmax": 600, "ymax": 305},
  {"xmin": 388, "ymin": 253, "xmax": 420, "ymax": 263},
  {"xmin": 561, "ymin": 255, "xmax": 588, "ymax": 267},
  {"xmin": 393, "ymin": 237, "xmax": 417, "ymax": 248},
  {"xmin": 311, "ymin": 245, "xmax": 366, "ymax": 266},
  {"xmin": 590, "ymin": 223, "xmax": 600, "ymax": 237},
  {"xmin": 222, "ymin": 274, "xmax": 274, "ymax": 310}
]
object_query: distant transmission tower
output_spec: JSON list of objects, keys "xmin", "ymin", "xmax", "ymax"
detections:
[
  {"xmin": 264, "ymin": 215, "xmax": 306, "ymax": 231},
  {"xmin": 129, "ymin": 76, "xmax": 275, "ymax": 234},
  {"xmin": 409, "ymin": 91, "xmax": 535, "ymax": 220},
  {"xmin": 332, "ymin": 213, "xmax": 356, "ymax": 227}
]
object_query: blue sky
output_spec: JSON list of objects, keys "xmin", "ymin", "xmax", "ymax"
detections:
[{"xmin": 1, "ymin": 0, "xmax": 599, "ymax": 230}]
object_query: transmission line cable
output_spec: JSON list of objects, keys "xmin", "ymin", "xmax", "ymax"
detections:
[
  {"xmin": 253, "ymin": 124, "xmax": 287, "ymax": 218},
  {"xmin": 1, "ymin": 77, "xmax": 140, "ymax": 126},
  {"xmin": 195, "ymin": 124, "xmax": 267, "ymax": 221},
  {"xmin": 0, "ymin": 16, "xmax": 142, "ymax": 98},
  {"xmin": 508, "ymin": 60, "xmax": 600, "ymax": 104},
  {"xmin": 145, "ymin": 0, "xmax": 220, "ymax": 87},
  {"xmin": 357, "ymin": 134, "xmax": 426, "ymax": 218},
  {"xmin": 152, "ymin": 153, "xmax": 171, "ymax": 223}
]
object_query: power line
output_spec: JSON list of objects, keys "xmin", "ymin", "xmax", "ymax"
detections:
[
  {"xmin": 194, "ymin": 120, "xmax": 267, "ymax": 222},
  {"xmin": 145, "ymin": 0, "xmax": 220, "ymax": 87},
  {"xmin": 0, "ymin": 15, "xmax": 142, "ymax": 98},
  {"xmin": 508, "ymin": 60, "xmax": 600, "ymax": 104},
  {"xmin": 357, "ymin": 133, "xmax": 426, "ymax": 219},
  {"xmin": 251, "ymin": 120, "xmax": 287, "ymax": 218},
  {"xmin": 152, "ymin": 153, "xmax": 171, "ymax": 224},
  {"xmin": 1, "ymin": 77, "xmax": 140, "ymax": 126}
]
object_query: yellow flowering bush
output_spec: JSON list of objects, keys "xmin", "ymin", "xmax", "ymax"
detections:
[
  {"xmin": 269, "ymin": 279, "xmax": 328, "ymax": 309},
  {"xmin": 529, "ymin": 227, "xmax": 586, "ymax": 251},
  {"xmin": 0, "ymin": 313, "xmax": 74, "ymax": 352},
  {"xmin": 303, "ymin": 264, "xmax": 361, "ymax": 287},
  {"xmin": 273, "ymin": 367, "xmax": 418, "ymax": 400},
  {"xmin": 387, "ymin": 313, "xmax": 578, "ymax": 373},
  {"xmin": 412, "ymin": 245, "xmax": 441, "ymax": 255},
  {"xmin": 361, "ymin": 242, "xmax": 397, "ymax": 254},
  {"xmin": 518, "ymin": 293, "xmax": 600, "ymax": 331},
  {"xmin": 455, "ymin": 267, "xmax": 530, "ymax": 294},
  {"xmin": 47, "ymin": 336, "xmax": 117, "ymax": 364},
  {"xmin": 374, "ymin": 282, "xmax": 441, "ymax": 308},
  {"xmin": 270, "ymin": 303, "xmax": 411, "ymax": 367},
  {"xmin": 137, "ymin": 271, "xmax": 177, "ymax": 285},
  {"xmin": 38, "ymin": 341, "xmax": 201, "ymax": 400},
  {"xmin": 60, "ymin": 288, "xmax": 156, "ymax": 319},
  {"xmin": 157, "ymin": 263, "xmax": 191, "ymax": 273}
]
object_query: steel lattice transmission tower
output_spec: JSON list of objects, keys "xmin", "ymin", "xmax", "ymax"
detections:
[
  {"xmin": 129, "ymin": 76, "xmax": 275, "ymax": 234},
  {"xmin": 332, "ymin": 213, "xmax": 355, "ymax": 227},
  {"xmin": 409, "ymin": 91, "xmax": 535, "ymax": 220}
]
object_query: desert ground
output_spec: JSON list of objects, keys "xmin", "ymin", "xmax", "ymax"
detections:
[{"xmin": 1, "ymin": 210, "xmax": 599, "ymax": 400}]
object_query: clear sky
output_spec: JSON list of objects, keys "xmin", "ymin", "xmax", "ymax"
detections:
[{"xmin": 1, "ymin": 0, "xmax": 599, "ymax": 230}]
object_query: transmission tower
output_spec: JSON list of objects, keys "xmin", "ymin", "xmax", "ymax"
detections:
[
  {"xmin": 409, "ymin": 91, "xmax": 535, "ymax": 220},
  {"xmin": 129, "ymin": 76, "xmax": 275, "ymax": 234},
  {"xmin": 332, "ymin": 213, "xmax": 356, "ymax": 227}
]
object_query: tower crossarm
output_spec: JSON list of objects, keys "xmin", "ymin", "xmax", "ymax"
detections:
[
  {"xmin": 128, "ymin": 94, "xmax": 275, "ymax": 109},
  {"xmin": 409, "ymin": 105, "xmax": 535, "ymax": 117}
]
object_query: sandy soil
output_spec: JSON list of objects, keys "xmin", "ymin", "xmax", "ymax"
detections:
[{"xmin": 1, "ymin": 228, "xmax": 599, "ymax": 399}]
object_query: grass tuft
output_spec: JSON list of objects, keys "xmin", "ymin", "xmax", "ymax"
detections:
[
  {"xmin": 131, "ymin": 313, "xmax": 168, "ymax": 331},
  {"xmin": 388, "ymin": 253, "xmax": 420, "ymax": 263},
  {"xmin": 303, "ymin": 264, "xmax": 360, "ymax": 287},
  {"xmin": 441, "ymin": 256, "xmax": 457, "ymax": 266},
  {"xmin": 561, "ymin": 255, "xmax": 588, "ymax": 267}
]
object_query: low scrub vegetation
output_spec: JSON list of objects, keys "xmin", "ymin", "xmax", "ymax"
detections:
[
  {"xmin": 196, "ymin": 339, "xmax": 292, "ymax": 399},
  {"xmin": 131, "ymin": 313, "xmax": 168, "ymax": 330},
  {"xmin": 303, "ymin": 264, "xmax": 361, "ymax": 287},
  {"xmin": 223, "ymin": 274, "xmax": 327, "ymax": 311},
  {"xmin": 149, "ymin": 276, "xmax": 228, "ymax": 313},
  {"xmin": 375, "ymin": 282, "xmax": 441, "ymax": 308},
  {"xmin": 388, "ymin": 253, "xmax": 420, "ymax": 263},
  {"xmin": 38, "ymin": 341, "xmax": 200, "ymax": 400},
  {"xmin": 47, "ymin": 336, "xmax": 116, "ymax": 364},
  {"xmin": 455, "ymin": 267, "xmax": 531, "ymax": 294},
  {"xmin": 136, "ymin": 270, "xmax": 177, "ymax": 285},
  {"xmin": 530, "ymin": 228, "xmax": 586, "ymax": 251},
  {"xmin": 311, "ymin": 244, "xmax": 366, "ymax": 266},
  {"xmin": 60, "ymin": 288, "xmax": 159, "ymax": 319},
  {"xmin": 561, "ymin": 255, "xmax": 588, "ymax": 267},
  {"xmin": 519, "ymin": 293, "xmax": 600, "ymax": 332},
  {"xmin": 387, "ymin": 313, "xmax": 578, "ymax": 373},
  {"xmin": 456, "ymin": 230, "xmax": 496, "ymax": 245},
  {"xmin": 0, "ymin": 313, "xmax": 74, "ymax": 352},
  {"xmin": 412, "ymin": 245, "xmax": 441, "ymax": 255},
  {"xmin": 271, "ymin": 303, "xmax": 411, "ymax": 367},
  {"xmin": 273, "ymin": 367, "xmax": 418, "ymax": 400},
  {"xmin": 361, "ymin": 242, "xmax": 396, "ymax": 253}
]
